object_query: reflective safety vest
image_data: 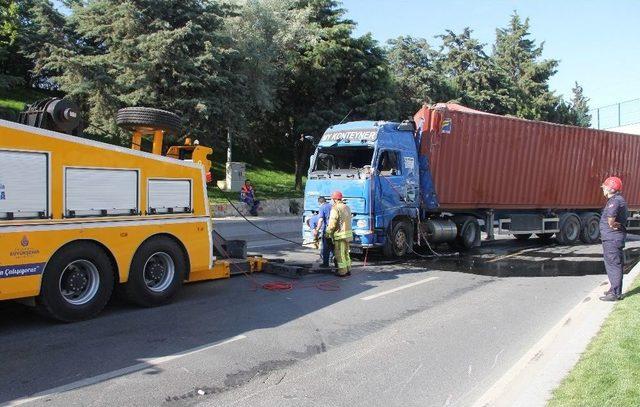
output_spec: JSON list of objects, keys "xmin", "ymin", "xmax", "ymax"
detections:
[{"xmin": 326, "ymin": 201, "xmax": 353, "ymax": 242}]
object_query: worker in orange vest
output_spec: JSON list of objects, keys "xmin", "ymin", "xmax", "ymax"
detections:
[{"xmin": 240, "ymin": 180, "xmax": 260, "ymax": 216}]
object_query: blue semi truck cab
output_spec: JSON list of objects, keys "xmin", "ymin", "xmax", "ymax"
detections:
[{"xmin": 303, "ymin": 120, "xmax": 453, "ymax": 257}]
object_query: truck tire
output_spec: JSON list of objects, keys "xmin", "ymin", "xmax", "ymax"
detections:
[
  {"xmin": 556, "ymin": 213, "xmax": 581, "ymax": 245},
  {"xmin": 452, "ymin": 216, "xmax": 481, "ymax": 250},
  {"xmin": 383, "ymin": 221, "xmax": 414, "ymax": 258},
  {"xmin": 514, "ymin": 233, "xmax": 532, "ymax": 241},
  {"xmin": 580, "ymin": 212, "xmax": 601, "ymax": 244},
  {"xmin": 36, "ymin": 242, "xmax": 114, "ymax": 322},
  {"xmin": 116, "ymin": 107, "xmax": 181, "ymax": 135},
  {"xmin": 124, "ymin": 236, "xmax": 185, "ymax": 307}
]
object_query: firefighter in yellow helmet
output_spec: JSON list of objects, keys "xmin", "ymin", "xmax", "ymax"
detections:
[{"xmin": 325, "ymin": 191, "xmax": 353, "ymax": 277}]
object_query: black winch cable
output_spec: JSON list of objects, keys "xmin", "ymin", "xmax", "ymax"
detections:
[{"xmin": 213, "ymin": 182, "xmax": 305, "ymax": 247}]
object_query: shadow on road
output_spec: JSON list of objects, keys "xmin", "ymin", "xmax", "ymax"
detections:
[{"xmin": 2, "ymin": 236, "xmax": 640, "ymax": 403}]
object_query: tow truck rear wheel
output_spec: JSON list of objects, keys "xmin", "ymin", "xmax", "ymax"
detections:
[
  {"xmin": 383, "ymin": 221, "xmax": 413, "ymax": 258},
  {"xmin": 124, "ymin": 236, "xmax": 185, "ymax": 307},
  {"xmin": 36, "ymin": 242, "xmax": 114, "ymax": 322}
]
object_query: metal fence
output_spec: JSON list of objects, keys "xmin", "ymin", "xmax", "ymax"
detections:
[{"xmin": 590, "ymin": 98, "xmax": 640, "ymax": 130}]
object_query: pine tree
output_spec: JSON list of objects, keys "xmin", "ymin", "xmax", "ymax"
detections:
[
  {"xmin": 492, "ymin": 12, "xmax": 560, "ymax": 120},
  {"xmin": 437, "ymin": 28, "xmax": 506, "ymax": 112},
  {"xmin": 386, "ymin": 35, "xmax": 450, "ymax": 118},
  {"xmin": 569, "ymin": 81, "xmax": 591, "ymax": 127},
  {"xmin": 43, "ymin": 0, "xmax": 242, "ymax": 144}
]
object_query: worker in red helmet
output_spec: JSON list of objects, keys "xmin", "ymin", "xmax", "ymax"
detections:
[
  {"xmin": 325, "ymin": 190, "xmax": 353, "ymax": 277},
  {"xmin": 599, "ymin": 176, "xmax": 628, "ymax": 301}
]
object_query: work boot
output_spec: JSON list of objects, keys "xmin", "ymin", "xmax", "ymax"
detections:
[
  {"xmin": 319, "ymin": 263, "xmax": 331, "ymax": 269},
  {"xmin": 335, "ymin": 271, "xmax": 351, "ymax": 277},
  {"xmin": 599, "ymin": 293, "xmax": 621, "ymax": 302}
]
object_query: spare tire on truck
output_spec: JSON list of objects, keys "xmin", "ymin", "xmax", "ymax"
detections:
[
  {"xmin": 452, "ymin": 216, "xmax": 481, "ymax": 250},
  {"xmin": 116, "ymin": 107, "xmax": 181, "ymax": 135}
]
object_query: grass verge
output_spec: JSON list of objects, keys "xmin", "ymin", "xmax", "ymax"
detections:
[
  {"xmin": 0, "ymin": 87, "xmax": 58, "ymax": 111},
  {"xmin": 207, "ymin": 149, "xmax": 304, "ymax": 203},
  {"xmin": 548, "ymin": 273, "xmax": 640, "ymax": 406}
]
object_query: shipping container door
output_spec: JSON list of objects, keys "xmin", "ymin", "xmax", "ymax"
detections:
[
  {"xmin": 0, "ymin": 150, "xmax": 48, "ymax": 219},
  {"xmin": 65, "ymin": 168, "xmax": 138, "ymax": 217}
]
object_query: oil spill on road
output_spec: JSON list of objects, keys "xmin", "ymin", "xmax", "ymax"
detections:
[{"xmin": 410, "ymin": 244, "xmax": 640, "ymax": 278}]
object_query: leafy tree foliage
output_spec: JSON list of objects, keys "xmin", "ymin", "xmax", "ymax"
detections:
[{"xmin": 4, "ymin": 2, "xmax": 593, "ymax": 151}]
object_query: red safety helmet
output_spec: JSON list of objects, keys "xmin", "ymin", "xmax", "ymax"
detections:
[
  {"xmin": 602, "ymin": 176, "xmax": 622, "ymax": 192},
  {"xmin": 331, "ymin": 191, "xmax": 343, "ymax": 200}
]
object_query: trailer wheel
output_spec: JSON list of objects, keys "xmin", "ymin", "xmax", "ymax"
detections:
[
  {"xmin": 453, "ymin": 216, "xmax": 481, "ymax": 250},
  {"xmin": 514, "ymin": 233, "xmax": 532, "ymax": 241},
  {"xmin": 124, "ymin": 236, "xmax": 185, "ymax": 307},
  {"xmin": 36, "ymin": 242, "xmax": 114, "ymax": 322},
  {"xmin": 383, "ymin": 221, "xmax": 413, "ymax": 258},
  {"xmin": 556, "ymin": 213, "xmax": 581, "ymax": 245},
  {"xmin": 580, "ymin": 213, "xmax": 601, "ymax": 244},
  {"xmin": 116, "ymin": 107, "xmax": 181, "ymax": 135}
]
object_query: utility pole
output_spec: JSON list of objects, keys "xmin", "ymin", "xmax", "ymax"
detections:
[{"xmin": 226, "ymin": 127, "xmax": 232, "ymax": 164}]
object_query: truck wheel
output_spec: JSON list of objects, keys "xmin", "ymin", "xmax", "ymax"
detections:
[
  {"xmin": 453, "ymin": 217, "xmax": 480, "ymax": 250},
  {"xmin": 514, "ymin": 233, "xmax": 532, "ymax": 241},
  {"xmin": 383, "ymin": 221, "xmax": 413, "ymax": 258},
  {"xmin": 124, "ymin": 236, "xmax": 185, "ymax": 307},
  {"xmin": 116, "ymin": 107, "xmax": 181, "ymax": 135},
  {"xmin": 580, "ymin": 213, "xmax": 601, "ymax": 244},
  {"xmin": 36, "ymin": 242, "xmax": 114, "ymax": 322},
  {"xmin": 556, "ymin": 213, "xmax": 581, "ymax": 245}
]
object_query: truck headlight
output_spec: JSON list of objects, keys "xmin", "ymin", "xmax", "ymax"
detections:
[{"xmin": 356, "ymin": 219, "xmax": 368, "ymax": 229}]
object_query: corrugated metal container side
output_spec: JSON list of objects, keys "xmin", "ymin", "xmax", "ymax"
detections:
[{"xmin": 415, "ymin": 104, "xmax": 640, "ymax": 210}]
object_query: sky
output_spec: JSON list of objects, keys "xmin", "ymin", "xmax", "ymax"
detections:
[{"xmin": 341, "ymin": 0, "xmax": 640, "ymax": 114}]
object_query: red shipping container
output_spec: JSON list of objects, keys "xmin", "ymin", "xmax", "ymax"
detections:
[{"xmin": 414, "ymin": 104, "xmax": 640, "ymax": 210}]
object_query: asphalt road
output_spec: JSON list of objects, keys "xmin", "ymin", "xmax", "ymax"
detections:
[{"xmin": 2, "ymin": 229, "xmax": 639, "ymax": 407}]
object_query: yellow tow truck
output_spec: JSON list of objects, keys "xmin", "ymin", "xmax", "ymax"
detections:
[{"xmin": 0, "ymin": 99, "xmax": 264, "ymax": 321}]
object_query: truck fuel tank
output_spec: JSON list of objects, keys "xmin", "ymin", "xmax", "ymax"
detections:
[{"xmin": 422, "ymin": 219, "xmax": 457, "ymax": 243}]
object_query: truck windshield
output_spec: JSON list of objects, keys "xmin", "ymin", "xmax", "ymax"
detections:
[{"xmin": 312, "ymin": 146, "xmax": 374, "ymax": 172}]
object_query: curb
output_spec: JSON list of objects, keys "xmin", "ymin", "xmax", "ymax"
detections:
[{"xmin": 472, "ymin": 259, "xmax": 640, "ymax": 407}]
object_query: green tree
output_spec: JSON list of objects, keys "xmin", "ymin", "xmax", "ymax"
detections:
[
  {"xmin": 0, "ymin": 0, "xmax": 22, "ymax": 88},
  {"xmin": 386, "ymin": 35, "xmax": 450, "ymax": 119},
  {"xmin": 569, "ymin": 81, "xmax": 591, "ymax": 127},
  {"xmin": 437, "ymin": 28, "xmax": 507, "ymax": 112},
  {"xmin": 43, "ymin": 0, "xmax": 242, "ymax": 144},
  {"xmin": 265, "ymin": 0, "xmax": 395, "ymax": 189},
  {"xmin": 275, "ymin": 0, "xmax": 395, "ymax": 137},
  {"xmin": 492, "ymin": 12, "xmax": 560, "ymax": 120}
]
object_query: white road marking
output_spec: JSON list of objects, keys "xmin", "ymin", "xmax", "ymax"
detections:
[
  {"xmin": 361, "ymin": 277, "xmax": 439, "ymax": 301},
  {"xmin": 6, "ymin": 335, "xmax": 247, "ymax": 406}
]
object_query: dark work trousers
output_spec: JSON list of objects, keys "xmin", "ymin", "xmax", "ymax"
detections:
[
  {"xmin": 602, "ymin": 239, "xmax": 625, "ymax": 297},
  {"xmin": 321, "ymin": 237, "xmax": 334, "ymax": 266}
]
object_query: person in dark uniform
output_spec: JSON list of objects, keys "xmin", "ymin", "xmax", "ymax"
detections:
[{"xmin": 599, "ymin": 176, "xmax": 628, "ymax": 302}]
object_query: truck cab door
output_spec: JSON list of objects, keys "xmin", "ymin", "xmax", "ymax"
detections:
[{"xmin": 375, "ymin": 150, "xmax": 406, "ymax": 214}]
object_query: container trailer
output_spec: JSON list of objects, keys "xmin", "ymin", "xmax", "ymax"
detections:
[{"xmin": 302, "ymin": 103, "xmax": 640, "ymax": 258}]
